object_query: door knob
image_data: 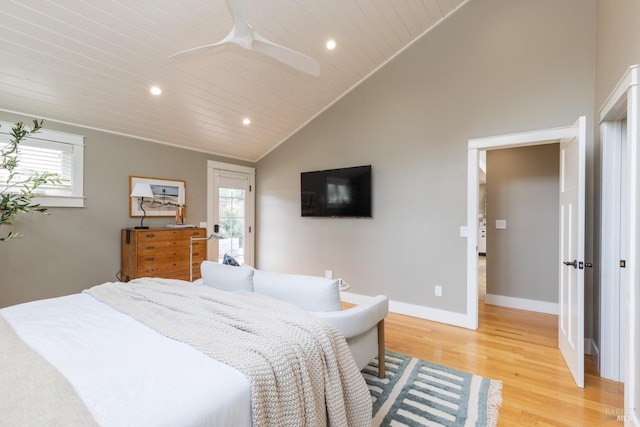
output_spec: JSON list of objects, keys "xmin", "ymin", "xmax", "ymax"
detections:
[{"xmin": 563, "ymin": 260, "xmax": 578, "ymax": 268}]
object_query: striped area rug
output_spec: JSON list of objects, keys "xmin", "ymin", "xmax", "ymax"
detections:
[{"xmin": 363, "ymin": 351, "xmax": 502, "ymax": 426}]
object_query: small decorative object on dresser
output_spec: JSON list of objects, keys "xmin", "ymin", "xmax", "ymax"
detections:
[{"xmin": 121, "ymin": 227, "xmax": 207, "ymax": 282}]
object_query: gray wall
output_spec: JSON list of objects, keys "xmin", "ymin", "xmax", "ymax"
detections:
[
  {"xmin": 0, "ymin": 111, "xmax": 252, "ymax": 307},
  {"xmin": 256, "ymin": 0, "xmax": 596, "ymax": 316},
  {"xmin": 486, "ymin": 144, "xmax": 560, "ymax": 302},
  {"xmin": 595, "ymin": 0, "xmax": 640, "ymax": 108}
]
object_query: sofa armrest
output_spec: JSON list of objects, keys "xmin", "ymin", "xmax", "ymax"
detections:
[{"xmin": 312, "ymin": 295, "xmax": 388, "ymax": 339}]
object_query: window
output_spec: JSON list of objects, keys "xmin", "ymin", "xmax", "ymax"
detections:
[{"xmin": 0, "ymin": 121, "xmax": 85, "ymax": 207}]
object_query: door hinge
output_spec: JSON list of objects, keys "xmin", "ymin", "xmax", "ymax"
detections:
[
  {"xmin": 249, "ymin": 185, "xmax": 252, "ymax": 192},
  {"xmin": 620, "ymin": 260, "xmax": 626, "ymax": 268},
  {"xmin": 249, "ymin": 226, "xmax": 252, "ymax": 233}
]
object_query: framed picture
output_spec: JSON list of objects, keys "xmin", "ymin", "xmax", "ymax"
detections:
[{"xmin": 129, "ymin": 176, "xmax": 186, "ymax": 217}]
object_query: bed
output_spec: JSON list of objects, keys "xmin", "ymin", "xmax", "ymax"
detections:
[{"xmin": 0, "ymin": 278, "xmax": 372, "ymax": 427}]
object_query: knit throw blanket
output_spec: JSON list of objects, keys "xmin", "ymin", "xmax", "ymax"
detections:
[
  {"xmin": 0, "ymin": 315, "xmax": 99, "ymax": 427},
  {"xmin": 85, "ymin": 279, "xmax": 372, "ymax": 427}
]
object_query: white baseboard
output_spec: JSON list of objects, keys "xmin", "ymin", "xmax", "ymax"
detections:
[
  {"xmin": 341, "ymin": 292, "xmax": 474, "ymax": 329},
  {"xmin": 342, "ymin": 292, "xmax": 594, "ymax": 360},
  {"xmin": 484, "ymin": 293, "xmax": 558, "ymax": 315}
]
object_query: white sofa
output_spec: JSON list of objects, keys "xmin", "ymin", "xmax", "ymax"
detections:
[{"xmin": 197, "ymin": 261, "xmax": 389, "ymax": 377}]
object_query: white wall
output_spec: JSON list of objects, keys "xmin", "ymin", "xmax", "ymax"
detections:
[{"xmin": 256, "ymin": 0, "xmax": 596, "ymax": 318}]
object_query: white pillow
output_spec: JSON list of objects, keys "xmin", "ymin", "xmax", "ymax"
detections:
[
  {"xmin": 253, "ymin": 270, "xmax": 341, "ymax": 312},
  {"xmin": 200, "ymin": 261, "xmax": 254, "ymax": 292}
]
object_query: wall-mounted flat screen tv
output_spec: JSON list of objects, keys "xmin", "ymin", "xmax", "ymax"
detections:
[{"xmin": 301, "ymin": 165, "xmax": 372, "ymax": 217}]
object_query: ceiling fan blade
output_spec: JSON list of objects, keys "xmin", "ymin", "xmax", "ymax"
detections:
[
  {"xmin": 168, "ymin": 25, "xmax": 239, "ymax": 61},
  {"xmin": 226, "ymin": 0, "xmax": 249, "ymax": 34},
  {"xmin": 168, "ymin": 0, "xmax": 320, "ymax": 76},
  {"xmin": 168, "ymin": 41, "xmax": 229, "ymax": 61},
  {"xmin": 252, "ymin": 36, "xmax": 320, "ymax": 76}
]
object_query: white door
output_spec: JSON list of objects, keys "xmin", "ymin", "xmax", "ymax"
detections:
[
  {"xmin": 558, "ymin": 116, "xmax": 586, "ymax": 388},
  {"xmin": 207, "ymin": 162, "xmax": 255, "ymax": 266}
]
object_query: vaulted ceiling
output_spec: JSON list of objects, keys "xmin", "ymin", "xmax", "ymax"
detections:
[{"xmin": 1, "ymin": 0, "xmax": 466, "ymax": 161}]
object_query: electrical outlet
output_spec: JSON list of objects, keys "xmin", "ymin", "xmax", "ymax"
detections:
[
  {"xmin": 325, "ymin": 270, "xmax": 333, "ymax": 279},
  {"xmin": 435, "ymin": 285, "xmax": 443, "ymax": 297}
]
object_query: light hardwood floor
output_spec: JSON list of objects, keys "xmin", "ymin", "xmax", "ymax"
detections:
[{"xmin": 382, "ymin": 301, "xmax": 624, "ymax": 426}]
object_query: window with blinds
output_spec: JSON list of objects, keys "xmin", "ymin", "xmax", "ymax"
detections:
[{"xmin": 0, "ymin": 121, "xmax": 85, "ymax": 207}]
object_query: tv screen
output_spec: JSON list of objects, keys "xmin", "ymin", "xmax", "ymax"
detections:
[{"xmin": 301, "ymin": 165, "xmax": 372, "ymax": 217}]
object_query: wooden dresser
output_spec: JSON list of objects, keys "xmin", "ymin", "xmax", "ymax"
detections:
[{"xmin": 121, "ymin": 227, "xmax": 207, "ymax": 282}]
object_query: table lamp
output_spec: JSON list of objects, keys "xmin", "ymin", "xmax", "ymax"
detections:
[{"xmin": 131, "ymin": 183, "xmax": 154, "ymax": 229}]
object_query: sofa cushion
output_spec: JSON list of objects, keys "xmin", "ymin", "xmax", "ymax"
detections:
[
  {"xmin": 252, "ymin": 270, "xmax": 341, "ymax": 312},
  {"xmin": 200, "ymin": 261, "xmax": 254, "ymax": 292}
]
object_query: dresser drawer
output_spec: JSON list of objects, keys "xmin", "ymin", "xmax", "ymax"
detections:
[
  {"xmin": 121, "ymin": 227, "xmax": 207, "ymax": 282},
  {"xmin": 137, "ymin": 251, "xmax": 180, "ymax": 264},
  {"xmin": 137, "ymin": 239, "xmax": 184, "ymax": 252}
]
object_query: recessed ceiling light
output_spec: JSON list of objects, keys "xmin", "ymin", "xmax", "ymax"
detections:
[
  {"xmin": 242, "ymin": 118, "xmax": 251, "ymax": 126},
  {"xmin": 326, "ymin": 39, "xmax": 336, "ymax": 50},
  {"xmin": 149, "ymin": 86, "xmax": 162, "ymax": 96}
]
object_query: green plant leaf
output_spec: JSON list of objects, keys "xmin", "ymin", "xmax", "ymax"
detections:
[{"xmin": 0, "ymin": 119, "xmax": 59, "ymax": 242}]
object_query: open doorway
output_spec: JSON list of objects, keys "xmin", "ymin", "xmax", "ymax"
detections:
[
  {"xmin": 478, "ymin": 152, "xmax": 487, "ymax": 301},
  {"xmin": 465, "ymin": 124, "xmax": 583, "ymax": 328},
  {"xmin": 466, "ymin": 118, "xmax": 587, "ymax": 388},
  {"xmin": 480, "ymin": 144, "xmax": 560, "ymax": 314}
]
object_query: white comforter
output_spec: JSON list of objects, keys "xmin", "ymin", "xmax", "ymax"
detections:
[{"xmin": 1, "ymin": 293, "xmax": 252, "ymax": 427}]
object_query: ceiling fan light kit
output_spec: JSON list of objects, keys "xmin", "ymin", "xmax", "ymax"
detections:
[{"xmin": 168, "ymin": 0, "xmax": 320, "ymax": 76}]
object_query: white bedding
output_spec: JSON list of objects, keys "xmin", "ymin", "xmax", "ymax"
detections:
[{"xmin": 1, "ymin": 293, "xmax": 252, "ymax": 427}]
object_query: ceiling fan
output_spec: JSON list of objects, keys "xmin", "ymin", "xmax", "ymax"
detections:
[{"xmin": 168, "ymin": 0, "xmax": 320, "ymax": 76}]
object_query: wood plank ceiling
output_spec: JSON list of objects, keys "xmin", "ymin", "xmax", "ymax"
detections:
[{"xmin": 1, "ymin": 0, "xmax": 466, "ymax": 161}]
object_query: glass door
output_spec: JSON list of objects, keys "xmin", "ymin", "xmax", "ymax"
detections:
[
  {"xmin": 217, "ymin": 176, "xmax": 247, "ymax": 263},
  {"xmin": 207, "ymin": 162, "xmax": 255, "ymax": 266}
]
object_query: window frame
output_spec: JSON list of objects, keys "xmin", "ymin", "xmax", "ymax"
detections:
[{"xmin": 0, "ymin": 121, "xmax": 85, "ymax": 208}]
